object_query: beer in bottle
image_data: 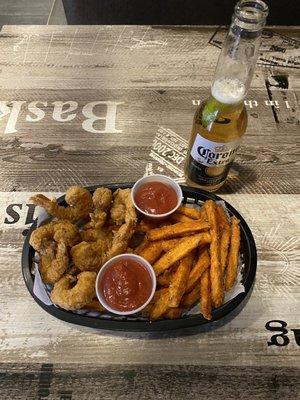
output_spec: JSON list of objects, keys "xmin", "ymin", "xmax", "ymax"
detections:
[{"xmin": 185, "ymin": 0, "xmax": 268, "ymax": 191}]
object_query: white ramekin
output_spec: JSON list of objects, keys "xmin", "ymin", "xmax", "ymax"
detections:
[
  {"xmin": 95, "ymin": 254, "xmax": 156, "ymax": 316},
  {"xmin": 131, "ymin": 174, "xmax": 183, "ymax": 220}
]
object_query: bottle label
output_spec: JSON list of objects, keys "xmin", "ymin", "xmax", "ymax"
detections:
[
  {"xmin": 188, "ymin": 134, "xmax": 241, "ymax": 186},
  {"xmin": 190, "ymin": 134, "xmax": 240, "ymax": 167}
]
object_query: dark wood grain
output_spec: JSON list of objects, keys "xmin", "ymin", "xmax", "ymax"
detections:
[{"xmin": 1, "ymin": 364, "xmax": 299, "ymax": 400}]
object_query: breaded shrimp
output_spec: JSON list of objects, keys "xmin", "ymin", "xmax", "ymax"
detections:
[
  {"xmin": 31, "ymin": 186, "xmax": 93, "ymax": 222},
  {"xmin": 110, "ymin": 188, "xmax": 137, "ymax": 226},
  {"xmin": 71, "ymin": 238, "xmax": 110, "ymax": 272},
  {"xmin": 104, "ymin": 221, "xmax": 135, "ymax": 261},
  {"xmin": 71, "ymin": 222, "xmax": 134, "ymax": 271},
  {"xmin": 50, "ymin": 271, "xmax": 97, "ymax": 310},
  {"xmin": 30, "ymin": 220, "xmax": 80, "ymax": 252},
  {"xmin": 83, "ymin": 187, "xmax": 113, "ymax": 231},
  {"xmin": 80, "ymin": 227, "xmax": 112, "ymax": 243},
  {"xmin": 39, "ymin": 242, "xmax": 69, "ymax": 284}
]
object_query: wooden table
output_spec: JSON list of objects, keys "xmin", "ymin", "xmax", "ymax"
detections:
[{"xmin": 0, "ymin": 25, "xmax": 299, "ymax": 399}]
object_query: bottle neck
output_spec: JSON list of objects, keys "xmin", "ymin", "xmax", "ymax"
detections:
[{"xmin": 211, "ymin": 0, "xmax": 268, "ymax": 104}]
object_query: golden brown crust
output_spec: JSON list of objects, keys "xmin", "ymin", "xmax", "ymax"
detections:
[
  {"xmin": 168, "ymin": 253, "xmax": 194, "ymax": 307},
  {"xmin": 147, "ymin": 220, "xmax": 210, "ymax": 241},
  {"xmin": 137, "ymin": 241, "xmax": 163, "ymax": 264},
  {"xmin": 50, "ymin": 271, "xmax": 97, "ymax": 311},
  {"xmin": 177, "ymin": 205, "xmax": 207, "ymax": 220},
  {"xmin": 169, "ymin": 213, "xmax": 194, "ymax": 223},
  {"xmin": 225, "ymin": 217, "xmax": 241, "ymax": 291},
  {"xmin": 153, "ymin": 233, "xmax": 211, "ymax": 276},
  {"xmin": 181, "ymin": 286, "xmax": 200, "ymax": 308},
  {"xmin": 200, "ymin": 268, "xmax": 212, "ymax": 320},
  {"xmin": 216, "ymin": 205, "xmax": 231, "ymax": 275},
  {"xmin": 186, "ymin": 248, "xmax": 210, "ymax": 293},
  {"xmin": 83, "ymin": 298, "xmax": 106, "ymax": 313},
  {"xmin": 204, "ymin": 200, "xmax": 224, "ymax": 308},
  {"xmin": 31, "ymin": 186, "xmax": 93, "ymax": 222},
  {"xmin": 149, "ymin": 288, "xmax": 170, "ymax": 320},
  {"xmin": 39, "ymin": 242, "xmax": 69, "ymax": 284},
  {"xmin": 164, "ymin": 307, "xmax": 182, "ymax": 319}
]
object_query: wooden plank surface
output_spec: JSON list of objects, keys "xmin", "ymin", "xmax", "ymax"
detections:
[
  {"xmin": 0, "ymin": 0, "xmax": 53, "ymax": 26},
  {"xmin": 0, "ymin": 26, "xmax": 298, "ymax": 194},
  {"xmin": 0, "ymin": 25, "xmax": 299, "ymax": 398},
  {"xmin": 1, "ymin": 364, "xmax": 299, "ymax": 399}
]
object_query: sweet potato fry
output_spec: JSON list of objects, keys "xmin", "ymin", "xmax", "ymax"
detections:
[
  {"xmin": 181, "ymin": 286, "xmax": 200, "ymax": 308},
  {"xmin": 216, "ymin": 204, "xmax": 230, "ymax": 231},
  {"xmin": 177, "ymin": 205, "xmax": 207, "ymax": 220},
  {"xmin": 216, "ymin": 204, "xmax": 231, "ymax": 273},
  {"xmin": 220, "ymin": 228, "xmax": 231, "ymax": 273},
  {"xmin": 140, "ymin": 288, "xmax": 166, "ymax": 317},
  {"xmin": 170, "ymin": 213, "xmax": 194, "ymax": 223},
  {"xmin": 168, "ymin": 252, "xmax": 194, "ymax": 307},
  {"xmin": 153, "ymin": 288, "xmax": 168, "ymax": 301},
  {"xmin": 225, "ymin": 216, "xmax": 241, "ymax": 291},
  {"xmin": 138, "ymin": 241, "xmax": 163, "ymax": 264},
  {"xmin": 160, "ymin": 238, "xmax": 182, "ymax": 252},
  {"xmin": 164, "ymin": 307, "xmax": 182, "ymax": 319},
  {"xmin": 186, "ymin": 248, "xmax": 210, "ymax": 293},
  {"xmin": 150, "ymin": 289, "xmax": 170, "ymax": 320},
  {"xmin": 157, "ymin": 262, "xmax": 179, "ymax": 287},
  {"xmin": 147, "ymin": 220, "xmax": 210, "ymax": 241},
  {"xmin": 153, "ymin": 233, "xmax": 211, "ymax": 276},
  {"xmin": 157, "ymin": 269, "xmax": 174, "ymax": 287},
  {"xmin": 204, "ymin": 200, "xmax": 223, "ymax": 308},
  {"xmin": 200, "ymin": 267, "xmax": 212, "ymax": 320}
]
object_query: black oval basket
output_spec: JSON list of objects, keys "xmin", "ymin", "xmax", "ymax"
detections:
[{"xmin": 22, "ymin": 183, "xmax": 257, "ymax": 332}]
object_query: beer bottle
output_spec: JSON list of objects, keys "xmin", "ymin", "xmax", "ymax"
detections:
[{"xmin": 185, "ymin": 0, "xmax": 268, "ymax": 191}]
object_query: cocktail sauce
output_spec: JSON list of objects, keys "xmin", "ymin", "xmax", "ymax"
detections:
[
  {"xmin": 135, "ymin": 182, "xmax": 177, "ymax": 215},
  {"xmin": 99, "ymin": 259, "xmax": 152, "ymax": 312}
]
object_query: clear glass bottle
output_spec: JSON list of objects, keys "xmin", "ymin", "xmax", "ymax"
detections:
[{"xmin": 185, "ymin": 0, "xmax": 268, "ymax": 191}]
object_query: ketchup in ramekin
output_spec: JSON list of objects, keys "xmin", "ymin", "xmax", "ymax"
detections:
[
  {"xmin": 134, "ymin": 181, "xmax": 177, "ymax": 215},
  {"xmin": 96, "ymin": 254, "xmax": 156, "ymax": 315},
  {"xmin": 132, "ymin": 175, "xmax": 182, "ymax": 219}
]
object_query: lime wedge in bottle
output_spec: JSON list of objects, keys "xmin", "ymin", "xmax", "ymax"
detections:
[{"xmin": 201, "ymin": 97, "xmax": 230, "ymax": 130}]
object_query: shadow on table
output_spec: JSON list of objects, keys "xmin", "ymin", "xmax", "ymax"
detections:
[{"xmin": 218, "ymin": 163, "xmax": 258, "ymax": 194}]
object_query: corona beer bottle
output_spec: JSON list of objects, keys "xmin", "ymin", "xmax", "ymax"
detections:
[{"xmin": 185, "ymin": 0, "xmax": 268, "ymax": 191}]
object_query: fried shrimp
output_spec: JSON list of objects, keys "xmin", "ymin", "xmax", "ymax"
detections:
[
  {"xmin": 93, "ymin": 187, "xmax": 113, "ymax": 213},
  {"xmin": 110, "ymin": 188, "xmax": 137, "ymax": 225},
  {"xmin": 30, "ymin": 220, "xmax": 80, "ymax": 252},
  {"xmin": 83, "ymin": 187, "xmax": 113, "ymax": 232},
  {"xmin": 29, "ymin": 221, "xmax": 57, "ymax": 251},
  {"xmin": 39, "ymin": 242, "xmax": 69, "ymax": 284},
  {"xmin": 90, "ymin": 187, "xmax": 112, "ymax": 228},
  {"xmin": 80, "ymin": 227, "xmax": 112, "ymax": 243},
  {"xmin": 50, "ymin": 271, "xmax": 97, "ymax": 310},
  {"xmin": 71, "ymin": 238, "xmax": 111, "ymax": 271},
  {"xmin": 105, "ymin": 221, "xmax": 135, "ymax": 261},
  {"xmin": 72, "ymin": 222, "xmax": 134, "ymax": 271},
  {"xmin": 52, "ymin": 221, "xmax": 81, "ymax": 247},
  {"xmin": 31, "ymin": 186, "xmax": 93, "ymax": 222}
]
